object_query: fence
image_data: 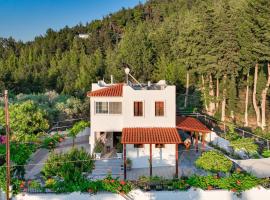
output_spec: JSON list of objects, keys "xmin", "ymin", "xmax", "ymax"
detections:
[
  {"xmin": 50, "ymin": 117, "xmax": 88, "ymax": 132},
  {"xmin": 177, "ymin": 111, "xmax": 270, "ymax": 151}
]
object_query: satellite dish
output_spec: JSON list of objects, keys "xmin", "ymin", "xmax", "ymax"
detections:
[{"xmin": 125, "ymin": 68, "xmax": 130, "ymax": 75}]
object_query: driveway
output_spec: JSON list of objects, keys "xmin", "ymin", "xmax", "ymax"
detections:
[{"xmin": 25, "ymin": 132, "xmax": 90, "ymax": 179}]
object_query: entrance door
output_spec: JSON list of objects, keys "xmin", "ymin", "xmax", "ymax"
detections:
[{"xmin": 113, "ymin": 132, "xmax": 122, "ymax": 147}]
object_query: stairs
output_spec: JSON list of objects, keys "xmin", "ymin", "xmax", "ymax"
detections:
[{"xmin": 90, "ymin": 158, "xmax": 124, "ymax": 179}]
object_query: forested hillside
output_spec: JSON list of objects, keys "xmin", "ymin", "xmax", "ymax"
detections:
[{"xmin": 0, "ymin": 0, "xmax": 270, "ymax": 133}]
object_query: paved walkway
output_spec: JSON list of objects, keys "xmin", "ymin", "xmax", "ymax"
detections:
[
  {"xmin": 233, "ymin": 157, "xmax": 270, "ymax": 178},
  {"xmin": 25, "ymin": 133, "xmax": 90, "ymax": 179}
]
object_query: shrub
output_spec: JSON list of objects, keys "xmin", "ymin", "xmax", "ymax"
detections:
[
  {"xmin": 101, "ymin": 174, "xmax": 133, "ymax": 194},
  {"xmin": 42, "ymin": 148, "xmax": 94, "ymax": 184},
  {"xmin": 28, "ymin": 180, "xmax": 42, "ymax": 190},
  {"xmin": 94, "ymin": 139, "xmax": 104, "ymax": 153},
  {"xmin": 195, "ymin": 151, "xmax": 233, "ymax": 173},
  {"xmin": 186, "ymin": 172, "xmax": 259, "ymax": 192},
  {"xmin": 230, "ymin": 138, "xmax": 258, "ymax": 155},
  {"xmin": 262, "ymin": 150, "xmax": 270, "ymax": 158},
  {"xmin": 68, "ymin": 120, "xmax": 89, "ymax": 146},
  {"xmin": 42, "ymin": 133, "xmax": 64, "ymax": 150},
  {"xmin": 45, "ymin": 178, "xmax": 57, "ymax": 189},
  {"xmin": 225, "ymin": 124, "xmax": 239, "ymax": 141}
]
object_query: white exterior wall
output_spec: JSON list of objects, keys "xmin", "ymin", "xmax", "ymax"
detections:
[
  {"xmin": 126, "ymin": 144, "xmax": 176, "ymax": 168},
  {"xmin": 89, "ymin": 83, "xmax": 176, "ymax": 156},
  {"xmin": 122, "ymin": 85, "xmax": 176, "ymax": 127}
]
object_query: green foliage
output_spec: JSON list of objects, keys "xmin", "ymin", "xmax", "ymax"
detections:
[
  {"xmin": 28, "ymin": 180, "xmax": 42, "ymax": 190},
  {"xmin": 42, "ymin": 174, "xmax": 133, "ymax": 194},
  {"xmin": 195, "ymin": 151, "xmax": 233, "ymax": 173},
  {"xmin": 230, "ymin": 138, "xmax": 258, "ymax": 155},
  {"xmin": 262, "ymin": 150, "xmax": 270, "ymax": 158},
  {"xmin": 68, "ymin": 120, "xmax": 89, "ymax": 140},
  {"xmin": 0, "ymin": 100, "xmax": 49, "ymax": 141},
  {"xmin": 0, "ymin": 0, "xmax": 270, "ymax": 130},
  {"xmin": 116, "ymin": 143, "xmax": 123, "ymax": 153},
  {"xmin": 0, "ymin": 143, "xmax": 37, "ymax": 165},
  {"xmin": 14, "ymin": 91, "xmax": 88, "ymax": 123},
  {"xmin": 186, "ymin": 172, "xmax": 259, "ymax": 192},
  {"xmin": 93, "ymin": 139, "xmax": 104, "ymax": 153},
  {"xmin": 42, "ymin": 133, "xmax": 64, "ymax": 150},
  {"xmin": 42, "ymin": 148, "xmax": 94, "ymax": 183},
  {"xmin": 226, "ymin": 124, "xmax": 240, "ymax": 141}
]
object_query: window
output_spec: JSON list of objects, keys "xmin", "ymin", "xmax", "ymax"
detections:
[
  {"xmin": 134, "ymin": 101, "xmax": 143, "ymax": 116},
  {"xmin": 155, "ymin": 144, "xmax": 165, "ymax": 148},
  {"xmin": 95, "ymin": 102, "xmax": 122, "ymax": 114},
  {"xmin": 95, "ymin": 102, "xmax": 108, "ymax": 114},
  {"xmin": 155, "ymin": 101, "xmax": 164, "ymax": 116},
  {"xmin": 109, "ymin": 102, "xmax": 122, "ymax": 114},
  {"xmin": 134, "ymin": 144, "xmax": 144, "ymax": 148}
]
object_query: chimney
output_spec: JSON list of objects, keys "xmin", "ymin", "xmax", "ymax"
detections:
[{"xmin": 110, "ymin": 75, "xmax": 114, "ymax": 84}]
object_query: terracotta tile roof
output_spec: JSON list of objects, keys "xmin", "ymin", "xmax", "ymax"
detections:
[
  {"xmin": 176, "ymin": 116, "xmax": 210, "ymax": 133},
  {"xmin": 121, "ymin": 127, "xmax": 182, "ymax": 144},
  {"xmin": 87, "ymin": 84, "xmax": 123, "ymax": 97}
]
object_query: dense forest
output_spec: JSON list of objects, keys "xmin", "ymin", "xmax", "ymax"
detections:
[{"xmin": 0, "ymin": 0, "xmax": 270, "ymax": 133}]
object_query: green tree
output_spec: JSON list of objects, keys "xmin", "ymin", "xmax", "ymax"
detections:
[
  {"xmin": 68, "ymin": 120, "xmax": 90, "ymax": 147},
  {"xmin": 0, "ymin": 100, "xmax": 49, "ymax": 141}
]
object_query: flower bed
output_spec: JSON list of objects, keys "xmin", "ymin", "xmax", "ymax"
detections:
[
  {"xmin": 19, "ymin": 175, "xmax": 133, "ymax": 195},
  {"xmin": 135, "ymin": 172, "xmax": 261, "ymax": 192}
]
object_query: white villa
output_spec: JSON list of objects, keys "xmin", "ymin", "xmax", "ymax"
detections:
[{"xmin": 87, "ymin": 74, "xmax": 210, "ymax": 179}]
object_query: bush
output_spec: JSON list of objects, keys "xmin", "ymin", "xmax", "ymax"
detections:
[
  {"xmin": 230, "ymin": 138, "xmax": 258, "ymax": 155},
  {"xmin": 94, "ymin": 139, "xmax": 104, "ymax": 153},
  {"xmin": 43, "ymin": 174, "xmax": 133, "ymax": 194},
  {"xmin": 262, "ymin": 150, "xmax": 270, "ymax": 158},
  {"xmin": 101, "ymin": 174, "xmax": 133, "ymax": 194},
  {"xmin": 42, "ymin": 133, "xmax": 64, "ymax": 150},
  {"xmin": 186, "ymin": 172, "xmax": 259, "ymax": 191},
  {"xmin": 42, "ymin": 148, "xmax": 94, "ymax": 184},
  {"xmin": 225, "ymin": 124, "xmax": 239, "ymax": 141},
  {"xmin": 195, "ymin": 151, "xmax": 233, "ymax": 173},
  {"xmin": 0, "ymin": 143, "xmax": 37, "ymax": 165}
]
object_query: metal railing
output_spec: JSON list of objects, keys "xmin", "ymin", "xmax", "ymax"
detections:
[{"xmin": 177, "ymin": 111, "xmax": 270, "ymax": 151}]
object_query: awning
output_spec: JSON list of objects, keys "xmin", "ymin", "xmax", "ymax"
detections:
[
  {"xmin": 121, "ymin": 127, "xmax": 182, "ymax": 144},
  {"xmin": 176, "ymin": 116, "xmax": 210, "ymax": 133}
]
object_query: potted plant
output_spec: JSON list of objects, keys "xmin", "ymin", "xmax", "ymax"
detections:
[
  {"xmin": 126, "ymin": 158, "xmax": 132, "ymax": 170},
  {"xmin": 116, "ymin": 143, "xmax": 123, "ymax": 159},
  {"xmin": 94, "ymin": 139, "xmax": 104, "ymax": 159}
]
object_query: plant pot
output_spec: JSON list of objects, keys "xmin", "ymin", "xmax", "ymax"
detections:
[
  {"xmin": 143, "ymin": 184, "xmax": 151, "ymax": 191},
  {"xmin": 167, "ymin": 185, "xmax": 174, "ymax": 191},
  {"xmin": 95, "ymin": 153, "xmax": 101, "ymax": 159},
  {"xmin": 155, "ymin": 184, "xmax": 163, "ymax": 191},
  {"xmin": 117, "ymin": 153, "xmax": 122, "ymax": 159}
]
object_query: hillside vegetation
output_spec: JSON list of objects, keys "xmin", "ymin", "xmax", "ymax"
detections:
[{"xmin": 0, "ymin": 0, "xmax": 270, "ymax": 133}]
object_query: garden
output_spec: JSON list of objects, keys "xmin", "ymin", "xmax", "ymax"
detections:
[
  {"xmin": 0, "ymin": 92, "xmax": 90, "ymax": 195},
  {"xmin": 208, "ymin": 124, "xmax": 270, "ymax": 159}
]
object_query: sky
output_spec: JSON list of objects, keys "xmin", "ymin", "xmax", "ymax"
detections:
[{"xmin": 0, "ymin": 0, "xmax": 145, "ymax": 42}]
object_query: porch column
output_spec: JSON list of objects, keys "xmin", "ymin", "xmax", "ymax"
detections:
[
  {"xmin": 175, "ymin": 144, "xmax": 178, "ymax": 178},
  {"xmin": 195, "ymin": 132, "xmax": 199, "ymax": 153},
  {"xmin": 202, "ymin": 133, "xmax": 205, "ymax": 152},
  {"xmin": 149, "ymin": 144, "xmax": 152, "ymax": 177},
  {"xmin": 123, "ymin": 144, "xmax": 127, "ymax": 180}
]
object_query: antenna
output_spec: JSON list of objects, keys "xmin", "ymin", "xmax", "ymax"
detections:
[
  {"xmin": 124, "ymin": 68, "xmax": 130, "ymax": 84},
  {"xmin": 124, "ymin": 67, "xmax": 142, "ymax": 87}
]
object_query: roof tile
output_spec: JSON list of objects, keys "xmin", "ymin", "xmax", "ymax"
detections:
[
  {"xmin": 121, "ymin": 127, "xmax": 182, "ymax": 144},
  {"xmin": 87, "ymin": 84, "xmax": 123, "ymax": 97},
  {"xmin": 176, "ymin": 116, "xmax": 210, "ymax": 133}
]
